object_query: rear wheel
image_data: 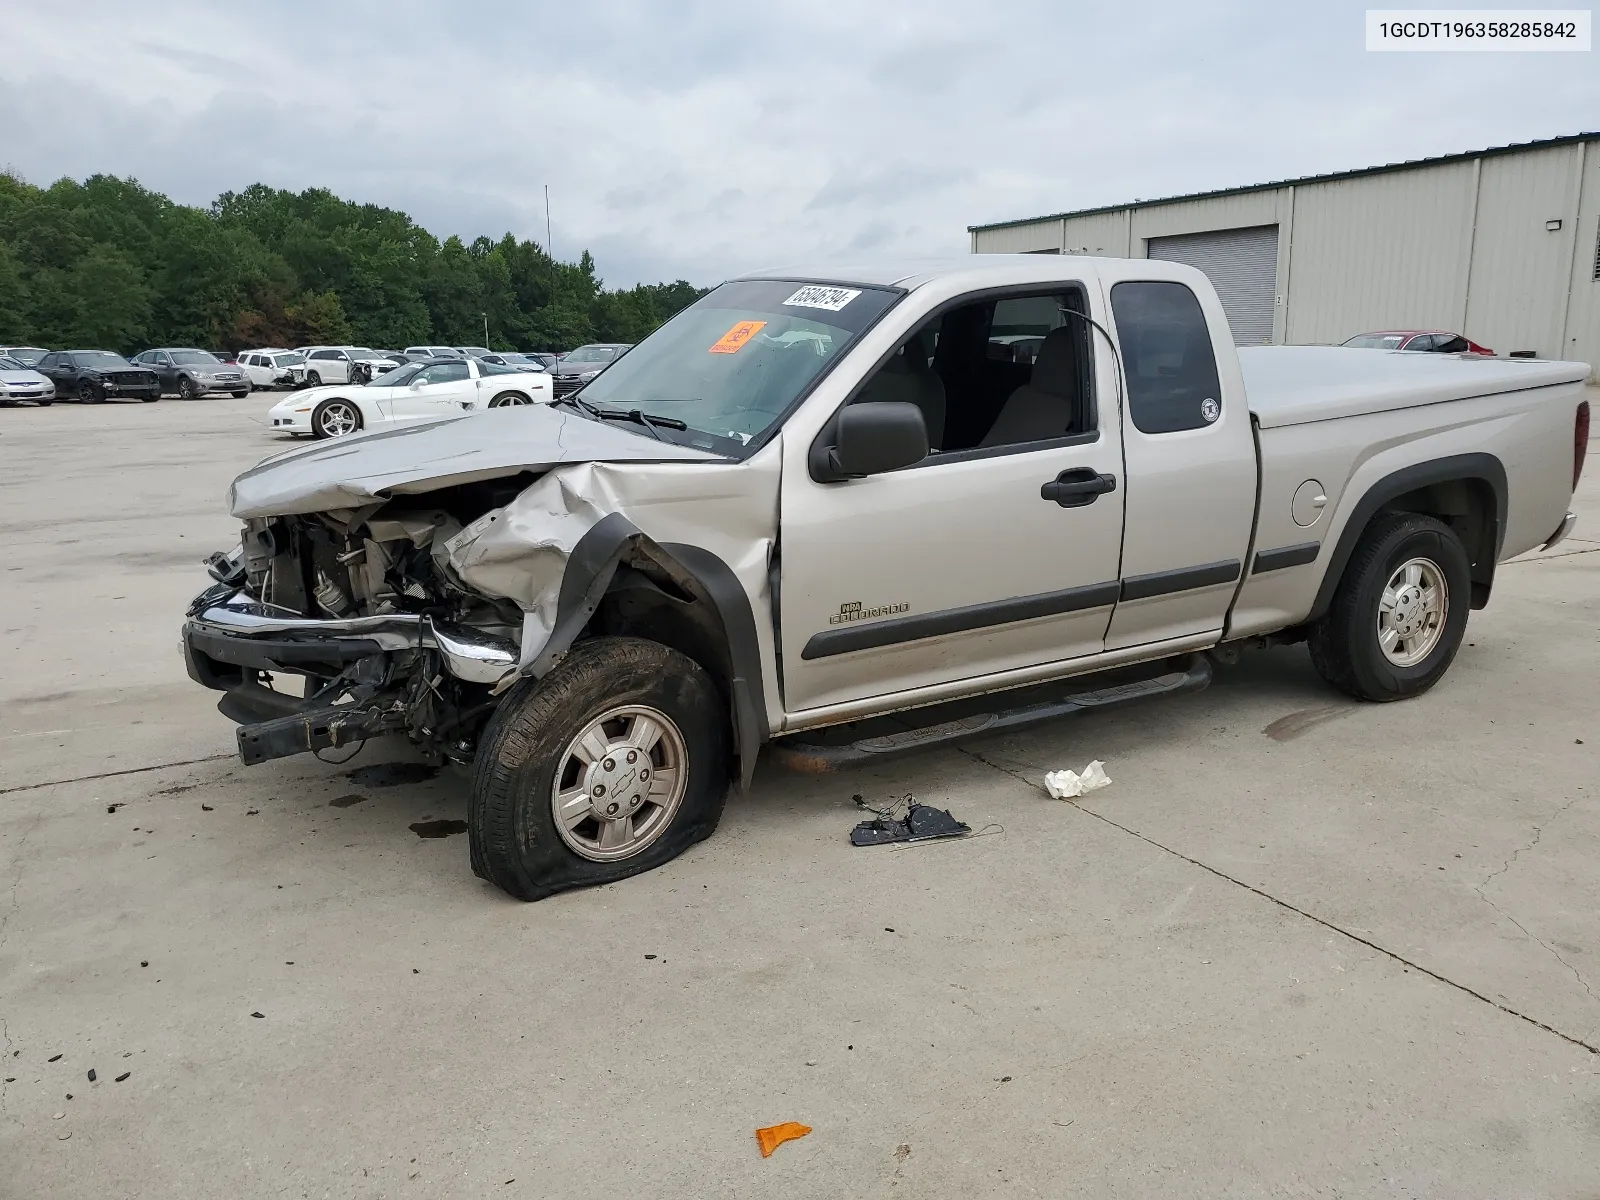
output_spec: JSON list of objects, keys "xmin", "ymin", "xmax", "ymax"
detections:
[
  {"xmin": 489, "ymin": 391, "xmax": 532, "ymax": 407},
  {"xmin": 312, "ymin": 398, "xmax": 362, "ymax": 438},
  {"xmin": 469, "ymin": 637, "xmax": 730, "ymax": 901},
  {"xmin": 1308, "ymin": 513, "xmax": 1471, "ymax": 701}
]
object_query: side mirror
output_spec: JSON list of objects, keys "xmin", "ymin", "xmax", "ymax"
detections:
[{"xmin": 813, "ymin": 401, "xmax": 928, "ymax": 481}]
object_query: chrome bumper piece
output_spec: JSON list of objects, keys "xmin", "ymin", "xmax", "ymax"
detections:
[
  {"xmin": 188, "ymin": 591, "xmax": 519, "ymax": 684},
  {"xmin": 1542, "ymin": 510, "xmax": 1577, "ymax": 552}
]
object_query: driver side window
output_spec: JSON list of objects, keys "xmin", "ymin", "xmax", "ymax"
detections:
[
  {"xmin": 849, "ymin": 287, "xmax": 1096, "ymax": 458},
  {"xmin": 417, "ymin": 361, "xmax": 470, "ymax": 385}
]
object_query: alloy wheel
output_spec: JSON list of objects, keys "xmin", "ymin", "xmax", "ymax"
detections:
[
  {"xmin": 317, "ymin": 401, "xmax": 359, "ymax": 437},
  {"xmin": 1377, "ymin": 557, "xmax": 1448, "ymax": 666},
  {"xmin": 549, "ymin": 705, "xmax": 688, "ymax": 862}
]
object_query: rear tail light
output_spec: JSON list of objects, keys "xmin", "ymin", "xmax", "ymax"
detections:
[{"xmin": 1577, "ymin": 400, "xmax": 1590, "ymax": 490}]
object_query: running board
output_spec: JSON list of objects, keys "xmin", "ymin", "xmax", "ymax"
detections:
[{"xmin": 769, "ymin": 655, "xmax": 1212, "ymax": 773}]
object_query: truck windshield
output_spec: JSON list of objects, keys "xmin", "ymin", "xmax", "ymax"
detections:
[{"xmin": 575, "ymin": 279, "xmax": 900, "ymax": 453}]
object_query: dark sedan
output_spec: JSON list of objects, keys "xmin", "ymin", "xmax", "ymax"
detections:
[
  {"xmin": 36, "ymin": 350, "xmax": 161, "ymax": 403},
  {"xmin": 131, "ymin": 348, "xmax": 251, "ymax": 398}
]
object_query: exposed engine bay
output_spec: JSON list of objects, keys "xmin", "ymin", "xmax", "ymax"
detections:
[{"xmin": 185, "ymin": 476, "xmax": 537, "ymax": 767}]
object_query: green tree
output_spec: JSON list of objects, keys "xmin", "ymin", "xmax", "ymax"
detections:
[
  {"xmin": 283, "ymin": 290, "xmax": 353, "ymax": 345},
  {"xmin": 0, "ymin": 172, "xmax": 707, "ymax": 355},
  {"xmin": 0, "ymin": 241, "xmax": 31, "ymax": 341},
  {"xmin": 62, "ymin": 246, "xmax": 152, "ymax": 348}
]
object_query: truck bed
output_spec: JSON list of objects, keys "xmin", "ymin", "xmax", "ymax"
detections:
[{"xmin": 1239, "ymin": 346, "xmax": 1591, "ymax": 429}]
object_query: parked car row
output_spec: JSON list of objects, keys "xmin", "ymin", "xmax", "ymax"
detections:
[{"xmin": 0, "ymin": 341, "xmax": 631, "ymax": 408}]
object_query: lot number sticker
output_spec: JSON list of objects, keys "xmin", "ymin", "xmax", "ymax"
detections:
[
  {"xmin": 782, "ymin": 285, "xmax": 861, "ymax": 312},
  {"xmin": 709, "ymin": 320, "xmax": 767, "ymax": 354}
]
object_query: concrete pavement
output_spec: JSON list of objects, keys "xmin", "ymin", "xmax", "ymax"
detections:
[{"xmin": 2, "ymin": 390, "xmax": 1597, "ymax": 1198}]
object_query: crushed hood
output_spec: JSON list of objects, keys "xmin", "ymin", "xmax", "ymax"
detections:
[{"xmin": 229, "ymin": 404, "xmax": 721, "ymax": 519}]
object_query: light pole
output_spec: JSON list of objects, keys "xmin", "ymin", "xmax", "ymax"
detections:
[{"xmin": 482, "ymin": 312, "xmax": 489, "ymax": 349}]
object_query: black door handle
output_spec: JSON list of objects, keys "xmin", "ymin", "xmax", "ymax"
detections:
[{"xmin": 1040, "ymin": 468, "xmax": 1117, "ymax": 507}]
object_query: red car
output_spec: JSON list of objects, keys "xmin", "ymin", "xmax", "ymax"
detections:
[{"xmin": 1342, "ymin": 330, "xmax": 1495, "ymax": 355}]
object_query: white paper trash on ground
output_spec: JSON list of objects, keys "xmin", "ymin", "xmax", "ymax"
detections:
[{"xmin": 1043, "ymin": 760, "xmax": 1112, "ymax": 800}]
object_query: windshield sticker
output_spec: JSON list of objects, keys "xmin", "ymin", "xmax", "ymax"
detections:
[
  {"xmin": 782, "ymin": 285, "xmax": 862, "ymax": 312},
  {"xmin": 709, "ymin": 320, "xmax": 767, "ymax": 354}
]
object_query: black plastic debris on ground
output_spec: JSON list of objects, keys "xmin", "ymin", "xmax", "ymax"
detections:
[
  {"xmin": 850, "ymin": 795, "xmax": 970, "ymax": 847},
  {"xmin": 409, "ymin": 819, "xmax": 467, "ymax": 839}
]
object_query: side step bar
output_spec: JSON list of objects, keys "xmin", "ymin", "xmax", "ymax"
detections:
[{"xmin": 769, "ymin": 655, "xmax": 1212, "ymax": 773}]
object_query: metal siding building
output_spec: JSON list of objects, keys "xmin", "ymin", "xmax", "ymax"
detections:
[{"xmin": 969, "ymin": 133, "xmax": 1600, "ymax": 373}]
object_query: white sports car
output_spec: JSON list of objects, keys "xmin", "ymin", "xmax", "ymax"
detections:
[{"xmin": 266, "ymin": 358, "xmax": 553, "ymax": 439}]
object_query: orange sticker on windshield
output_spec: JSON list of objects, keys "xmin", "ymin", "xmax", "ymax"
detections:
[{"xmin": 709, "ymin": 320, "xmax": 766, "ymax": 354}]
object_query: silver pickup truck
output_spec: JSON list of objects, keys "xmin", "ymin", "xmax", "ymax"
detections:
[{"xmin": 181, "ymin": 256, "xmax": 1591, "ymax": 901}]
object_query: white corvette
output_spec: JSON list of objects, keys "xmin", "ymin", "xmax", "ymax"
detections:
[{"xmin": 267, "ymin": 358, "xmax": 553, "ymax": 439}]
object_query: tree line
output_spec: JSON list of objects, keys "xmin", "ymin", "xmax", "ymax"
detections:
[{"xmin": 0, "ymin": 172, "xmax": 707, "ymax": 354}]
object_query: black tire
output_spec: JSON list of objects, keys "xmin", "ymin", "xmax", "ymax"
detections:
[
  {"xmin": 469, "ymin": 637, "xmax": 730, "ymax": 902},
  {"xmin": 488, "ymin": 391, "xmax": 531, "ymax": 407},
  {"xmin": 311, "ymin": 397, "xmax": 362, "ymax": 439},
  {"xmin": 178, "ymin": 376, "xmax": 197, "ymax": 400},
  {"xmin": 306, "ymin": 369, "xmax": 323, "ymax": 386},
  {"xmin": 77, "ymin": 379, "xmax": 101, "ymax": 403},
  {"xmin": 1308, "ymin": 513, "xmax": 1471, "ymax": 702},
  {"xmin": 231, "ymin": 391, "xmax": 249, "ymax": 399},
  {"xmin": 35, "ymin": 398, "xmax": 52, "ymax": 407}
]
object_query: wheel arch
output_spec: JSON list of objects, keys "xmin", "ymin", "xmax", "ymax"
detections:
[
  {"xmin": 525, "ymin": 513, "xmax": 769, "ymax": 790},
  {"xmin": 1310, "ymin": 452, "xmax": 1506, "ymax": 622}
]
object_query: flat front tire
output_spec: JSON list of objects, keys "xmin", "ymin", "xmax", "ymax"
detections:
[
  {"xmin": 1308, "ymin": 513, "xmax": 1471, "ymax": 701},
  {"xmin": 469, "ymin": 637, "xmax": 730, "ymax": 901}
]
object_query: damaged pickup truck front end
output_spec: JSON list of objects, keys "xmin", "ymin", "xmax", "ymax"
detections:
[{"xmin": 183, "ymin": 402, "xmax": 759, "ymax": 773}]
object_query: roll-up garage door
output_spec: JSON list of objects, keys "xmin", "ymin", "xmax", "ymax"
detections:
[{"xmin": 1147, "ymin": 225, "xmax": 1278, "ymax": 345}]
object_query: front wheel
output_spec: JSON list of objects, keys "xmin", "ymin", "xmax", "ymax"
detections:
[
  {"xmin": 1308, "ymin": 513, "xmax": 1471, "ymax": 701},
  {"xmin": 178, "ymin": 376, "xmax": 197, "ymax": 400},
  {"xmin": 305, "ymin": 370, "xmax": 323, "ymax": 387},
  {"xmin": 469, "ymin": 637, "xmax": 730, "ymax": 901},
  {"xmin": 231, "ymin": 391, "xmax": 249, "ymax": 399},
  {"xmin": 312, "ymin": 398, "xmax": 362, "ymax": 438},
  {"xmin": 77, "ymin": 379, "xmax": 101, "ymax": 403}
]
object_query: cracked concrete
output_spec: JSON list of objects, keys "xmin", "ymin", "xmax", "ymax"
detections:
[
  {"xmin": 1, "ymin": 393, "xmax": 1598, "ymax": 1199},
  {"xmin": 1474, "ymin": 793, "xmax": 1597, "ymax": 1016}
]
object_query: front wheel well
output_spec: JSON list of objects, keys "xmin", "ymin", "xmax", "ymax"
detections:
[{"xmin": 529, "ymin": 519, "xmax": 769, "ymax": 789}]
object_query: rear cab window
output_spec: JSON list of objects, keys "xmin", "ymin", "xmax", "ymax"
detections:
[{"xmin": 1109, "ymin": 281, "xmax": 1223, "ymax": 434}]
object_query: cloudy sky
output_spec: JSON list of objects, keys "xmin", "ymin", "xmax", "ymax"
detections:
[{"xmin": 4, "ymin": 1, "xmax": 1596, "ymax": 286}]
